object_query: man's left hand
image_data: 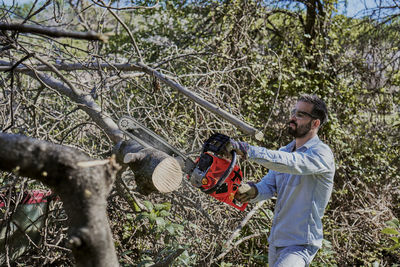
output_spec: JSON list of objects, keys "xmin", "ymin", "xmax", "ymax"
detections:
[{"xmin": 235, "ymin": 183, "xmax": 258, "ymax": 203}]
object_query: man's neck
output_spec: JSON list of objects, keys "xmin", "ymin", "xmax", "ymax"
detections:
[{"xmin": 295, "ymin": 132, "xmax": 317, "ymax": 150}]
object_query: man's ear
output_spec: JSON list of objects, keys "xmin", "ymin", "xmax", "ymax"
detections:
[{"xmin": 313, "ymin": 119, "xmax": 321, "ymax": 129}]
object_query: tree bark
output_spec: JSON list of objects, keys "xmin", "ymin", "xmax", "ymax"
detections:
[
  {"xmin": 114, "ymin": 140, "xmax": 182, "ymax": 195},
  {"xmin": 0, "ymin": 133, "xmax": 120, "ymax": 267}
]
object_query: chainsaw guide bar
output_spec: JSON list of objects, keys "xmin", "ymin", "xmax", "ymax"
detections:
[
  {"xmin": 118, "ymin": 116, "xmax": 195, "ymax": 174},
  {"xmin": 118, "ymin": 116, "xmax": 248, "ymax": 211}
]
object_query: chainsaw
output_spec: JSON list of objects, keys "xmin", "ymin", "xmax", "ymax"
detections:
[{"xmin": 118, "ymin": 116, "xmax": 248, "ymax": 211}]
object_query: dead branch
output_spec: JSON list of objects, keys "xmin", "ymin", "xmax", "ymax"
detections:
[
  {"xmin": 137, "ymin": 62, "xmax": 264, "ymax": 140},
  {"xmin": 0, "ymin": 61, "xmax": 125, "ymax": 143},
  {"xmin": 0, "ymin": 23, "xmax": 108, "ymax": 42},
  {"xmin": 0, "ymin": 60, "xmax": 263, "ymax": 140},
  {"xmin": 213, "ymin": 200, "xmax": 268, "ymax": 262}
]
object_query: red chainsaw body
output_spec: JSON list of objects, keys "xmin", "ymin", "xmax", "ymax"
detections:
[{"xmin": 191, "ymin": 152, "xmax": 248, "ymax": 211}]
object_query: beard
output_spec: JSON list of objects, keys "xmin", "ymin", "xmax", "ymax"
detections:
[{"xmin": 288, "ymin": 120, "xmax": 312, "ymax": 138}]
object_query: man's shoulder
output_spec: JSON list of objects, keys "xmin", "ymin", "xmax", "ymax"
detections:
[{"xmin": 309, "ymin": 139, "xmax": 335, "ymax": 162}]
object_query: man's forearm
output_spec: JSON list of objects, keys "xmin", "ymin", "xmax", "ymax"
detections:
[{"xmin": 247, "ymin": 146, "xmax": 332, "ymax": 175}]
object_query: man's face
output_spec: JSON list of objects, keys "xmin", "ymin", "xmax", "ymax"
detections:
[{"xmin": 288, "ymin": 101, "xmax": 316, "ymax": 138}]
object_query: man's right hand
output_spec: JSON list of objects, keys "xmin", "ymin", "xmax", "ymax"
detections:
[{"xmin": 235, "ymin": 183, "xmax": 258, "ymax": 203}]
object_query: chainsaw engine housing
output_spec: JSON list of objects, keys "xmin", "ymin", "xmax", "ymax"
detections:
[{"xmin": 189, "ymin": 151, "xmax": 247, "ymax": 211}]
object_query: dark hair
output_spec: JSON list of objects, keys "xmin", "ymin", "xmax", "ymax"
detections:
[{"xmin": 298, "ymin": 94, "xmax": 328, "ymax": 126}]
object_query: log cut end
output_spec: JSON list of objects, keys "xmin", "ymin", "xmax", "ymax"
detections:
[{"xmin": 152, "ymin": 157, "xmax": 182, "ymax": 193}]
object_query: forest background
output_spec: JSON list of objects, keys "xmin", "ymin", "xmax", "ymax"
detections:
[{"xmin": 0, "ymin": 0, "xmax": 399, "ymax": 266}]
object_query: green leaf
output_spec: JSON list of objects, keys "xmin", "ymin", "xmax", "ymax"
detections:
[
  {"xmin": 159, "ymin": 210, "xmax": 171, "ymax": 217},
  {"xmin": 172, "ymin": 223, "xmax": 184, "ymax": 233},
  {"xmin": 386, "ymin": 243, "xmax": 400, "ymax": 251},
  {"xmin": 143, "ymin": 201, "xmax": 154, "ymax": 211},
  {"xmin": 137, "ymin": 212, "xmax": 150, "ymax": 220},
  {"xmin": 166, "ymin": 224, "xmax": 175, "ymax": 235},
  {"xmin": 122, "ymin": 250, "xmax": 134, "ymax": 256},
  {"xmin": 155, "ymin": 217, "xmax": 166, "ymax": 228},
  {"xmin": 154, "ymin": 203, "xmax": 166, "ymax": 211},
  {"xmin": 385, "ymin": 218, "xmax": 400, "ymax": 227},
  {"xmin": 161, "ymin": 202, "xmax": 172, "ymax": 211},
  {"xmin": 148, "ymin": 212, "xmax": 157, "ymax": 223},
  {"xmin": 382, "ymin": 227, "xmax": 400, "ymax": 235}
]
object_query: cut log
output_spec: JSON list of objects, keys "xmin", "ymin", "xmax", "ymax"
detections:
[
  {"xmin": 152, "ymin": 156, "xmax": 182, "ymax": 193},
  {"xmin": 114, "ymin": 141, "xmax": 182, "ymax": 195}
]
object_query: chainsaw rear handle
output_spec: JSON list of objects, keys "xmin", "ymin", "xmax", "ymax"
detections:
[{"xmin": 202, "ymin": 150, "xmax": 237, "ymax": 194}]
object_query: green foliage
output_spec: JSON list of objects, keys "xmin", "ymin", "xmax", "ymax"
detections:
[
  {"xmin": 313, "ymin": 239, "xmax": 338, "ymax": 267},
  {"xmin": 382, "ymin": 218, "xmax": 400, "ymax": 253},
  {"xmin": 136, "ymin": 201, "xmax": 184, "ymax": 236}
]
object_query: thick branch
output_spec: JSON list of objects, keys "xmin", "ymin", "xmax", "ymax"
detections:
[
  {"xmin": 137, "ymin": 63, "xmax": 263, "ymax": 140},
  {"xmin": 114, "ymin": 140, "xmax": 182, "ymax": 195},
  {"xmin": 0, "ymin": 61, "xmax": 263, "ymax": 140},
  {"xmin": 0, "ymin": 61, "xmax": 142, "ymax": 72},
  {"xmin": 0, "ymin": 61, "xmax": 124, "ymax": 143},
  {"xmin": 0, "ymin": 23, "xmax": 108, "ymax": 42},
  {"xmin": 0, "ymin": 133, "xmax": 120, "ymax": 267}
]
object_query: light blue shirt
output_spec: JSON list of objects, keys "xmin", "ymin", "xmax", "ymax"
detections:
[{"xmin": 247, "ymin": 135, "xmax": 335, "ymax": 248}]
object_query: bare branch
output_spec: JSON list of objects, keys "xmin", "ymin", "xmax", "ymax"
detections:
[
  {"xmin": 33, "ymin": 55, "xmax": 82, "ymax": 96},
  {"xmin": 213, "ymin": 200, "xmax": 268, "ymax": 262},
  {"xmin": 91, "ymin": 0, "xmax": 160, "ymax": 11},
  {"xmin": 0, "ymin": 23, "xmax": 109, "ymax": 42},
  {"xmin": 137, "ymin": 62, "xmax": 264, "ymax": 140},
  {"xmin": 96, "ymin": 0, "xmax": 143, "ymax": 61},
  {"xmin": 0, "ymin": 60, "xmax": 263, "ymax": 139},
  {"xmin": 0, "ymin": 62, "xmax": 124, "ymax": 143}
]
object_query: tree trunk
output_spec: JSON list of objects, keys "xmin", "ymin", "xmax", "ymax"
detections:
[{"xmin": 0, "ymin": 133, "xmax": 120, "ymax": 267}]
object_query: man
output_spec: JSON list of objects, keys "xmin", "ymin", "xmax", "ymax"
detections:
[{"xmin": 228, "ymin": 94, "xmax": 335, "ymax": 267}]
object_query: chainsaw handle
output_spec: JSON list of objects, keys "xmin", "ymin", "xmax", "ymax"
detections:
[{"xmin": 202, "ymin": 151, "xmax": 237, "ymax": 194}]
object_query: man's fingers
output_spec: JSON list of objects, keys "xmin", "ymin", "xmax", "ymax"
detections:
[
  {"xmin": 234, "ymin": 191, "xmax": 250, "ymax": 203},
  {"xmin": 238, "ymin": 183, "xmax": 252, "ymax": 194},
  {"xmin": 235, "ymin": 183, "xmax": 257, "ymax": 203},
  {"xmin": 236, "ymin": 194, "xmax": 250, "ymax": 203}
]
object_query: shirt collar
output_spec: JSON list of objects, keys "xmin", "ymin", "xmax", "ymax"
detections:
[
  {"xmin": 301, "ymin": 135, "xmax": 320, "ymax": 149},
  {"xmin": 285, "ymin": 135, "xmax": 320, "ymax": 152}
]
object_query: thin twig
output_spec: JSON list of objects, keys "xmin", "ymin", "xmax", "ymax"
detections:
[
  {"xmin": 97, "ymin": 0, "xmax": 143, "ymax": 62},
  {"xmin": 92, "ymin": 0, "xmax": 160, "ymax": 11},
  {"xmin": 214, "ymin": 233, "xmax": 260, "ymax": 261},
  {"xmin": 213, "ymin": 200, "xmax": 268, "ymax": 262},
  {"xmin": 33, "ymin": 55, "xmax": 82, "ymax": 96}
]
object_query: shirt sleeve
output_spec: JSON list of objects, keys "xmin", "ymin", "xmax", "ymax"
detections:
[
  {"xmin": 250, "ymin": 171, "xmax": 277, "ymax": 203},
  {"xmin": 247, "ymin": 145, "xmax": 334, "ymax": 175}
]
